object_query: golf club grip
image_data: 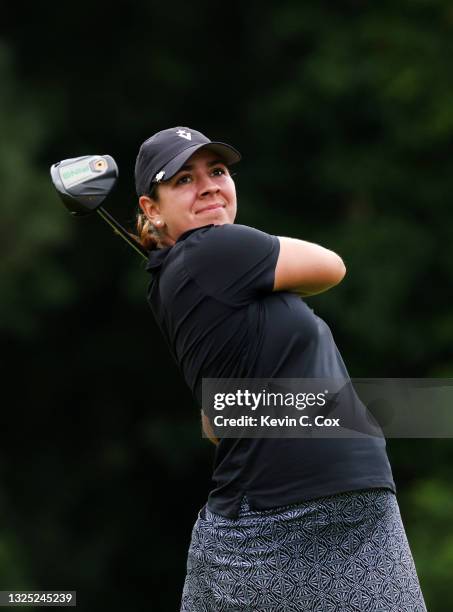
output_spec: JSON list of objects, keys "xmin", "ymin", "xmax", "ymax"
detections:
[{"xmin": 96, "ymin": 207, "xmax": 149, "ymax": 260}]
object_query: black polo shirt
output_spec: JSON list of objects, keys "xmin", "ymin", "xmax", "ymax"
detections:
[{"xmin": 145, "ymin": 223, "xmax": 396, "ymax": 518}]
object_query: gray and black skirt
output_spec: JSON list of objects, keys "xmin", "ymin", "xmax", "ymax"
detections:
[{"xmin": 180, "ymin": 488, "xmax": 426, "ymax": 612}]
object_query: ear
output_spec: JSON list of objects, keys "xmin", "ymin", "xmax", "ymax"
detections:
[{"xmin": 139, "ymin": 195, "xmax": 161, "ymax": 222}]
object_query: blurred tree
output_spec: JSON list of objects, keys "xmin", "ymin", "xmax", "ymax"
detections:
[{"xmin": 0, "ymin": 43, "xmax": 75, "ymax": 336}]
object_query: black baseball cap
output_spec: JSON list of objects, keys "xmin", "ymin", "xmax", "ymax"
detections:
[{"xmin": 134, "ymin": 126, "xmax": 241, "ymax": 196}]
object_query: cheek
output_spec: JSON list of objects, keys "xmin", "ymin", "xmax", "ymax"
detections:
[
  {"xmin": 228, "ymin": 185, "xmax": 237, "ymax": 208},
  {"xmin": 164, "ymin": 193, "xmax": 194, "ymax": 219},
  {"xmin": 226, "ymin": 194, "xmax": 237, "ymax": 222},
  {"xmin": 223, "ymin": 177, "xmax": 236, "ymax": 198}
]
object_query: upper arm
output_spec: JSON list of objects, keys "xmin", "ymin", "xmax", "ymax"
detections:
[{"xmin": 273, "ymin": 236, "xmax": 346, "ymax": 296}]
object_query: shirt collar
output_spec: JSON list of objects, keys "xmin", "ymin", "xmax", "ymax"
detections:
[
  {"xmin": 145, "ymin": 224, "xmax": 214, "ymax": 272},
  {"xmin": 176, "ymin": 224, "xmax": 214, "ymax": 243}
]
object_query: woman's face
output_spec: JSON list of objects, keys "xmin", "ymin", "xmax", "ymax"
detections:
[{"xmin": 139, "ymin": 148, "xmax": 237, "ymax": 245}]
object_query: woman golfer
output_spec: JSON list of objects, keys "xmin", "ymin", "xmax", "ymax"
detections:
[{"xmin": 134, "ymin": 126, "xmax": 426, "ymax": 611}]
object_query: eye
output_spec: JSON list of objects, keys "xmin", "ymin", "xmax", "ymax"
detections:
[
  {"xmin": 211, "ymin": 167, "xmax": 227, "ymax": 176},
  {"xmin": 175, "ymin": 174, "xmax": 192, "ymax": 185}
]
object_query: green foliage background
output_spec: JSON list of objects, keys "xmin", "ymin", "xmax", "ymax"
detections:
[{"xmin": 1, "ymin": 1, "xmax": 452, "ymax": 609}]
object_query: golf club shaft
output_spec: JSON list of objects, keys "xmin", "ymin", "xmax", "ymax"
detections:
[{"xmin": 96, "ymin": 207, "xmax": 149, "ymax": 260}]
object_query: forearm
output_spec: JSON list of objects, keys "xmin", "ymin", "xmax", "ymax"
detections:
[{"xmin": 201, "ymin": 410, "xmax": 220, "ymax": 445}]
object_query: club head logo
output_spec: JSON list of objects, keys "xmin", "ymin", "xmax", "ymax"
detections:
[{"xmin": 93, "ymin": 158, "xmax": 108, "ymax": 172}]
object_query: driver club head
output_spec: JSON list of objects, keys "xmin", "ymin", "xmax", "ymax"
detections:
[{"xmin": 50, "ymin": 154, "xmax": 118, "ymax": 216}]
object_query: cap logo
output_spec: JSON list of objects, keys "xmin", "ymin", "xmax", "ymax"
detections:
[
  {"xmin": 154, "ymin": 170, "xmax": 165, "ymax": 182},
  {"xmin": 176, "ymin": 129, "xmax": 192, "ymax": 140}
]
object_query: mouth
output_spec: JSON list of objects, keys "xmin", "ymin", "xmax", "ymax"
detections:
[{"xmin": 195, "ymin": 203, "xmax": 225, "ymax": 214}]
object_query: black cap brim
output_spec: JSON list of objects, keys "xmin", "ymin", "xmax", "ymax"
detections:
[{"xmin": 157, "ymin": 141, "xmax": 241, "ymax": 183}]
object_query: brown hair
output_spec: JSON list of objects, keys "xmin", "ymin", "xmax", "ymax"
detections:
[{"xmin": 132, "ymin": 189, "xmax": 163, "ymax": 251}]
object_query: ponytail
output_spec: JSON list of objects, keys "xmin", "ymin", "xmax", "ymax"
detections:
[
  {"xmin": 134, "ymin": 210, "xmax": 160, "ymax": 251},
  {"xmin": 132, "ymin": 188, "xmax": 163, "ymax": 251}
]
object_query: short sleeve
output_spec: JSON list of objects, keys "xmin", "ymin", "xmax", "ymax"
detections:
[{"xmin": 184, "ymin": 224, "xmax": 280, "ymax": 307}]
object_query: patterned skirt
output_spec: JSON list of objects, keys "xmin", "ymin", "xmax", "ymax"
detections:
[{"xmin": 180, "ymin": 488, "xmax": 427, "ymax": 612}]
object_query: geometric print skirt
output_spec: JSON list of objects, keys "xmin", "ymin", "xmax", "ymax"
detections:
[{"xmin": 180, "ymin": 488, "xmax": 427, "ymax": 612}]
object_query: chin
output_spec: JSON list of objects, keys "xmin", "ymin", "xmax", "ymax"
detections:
[
  {"xmin": 212, "ymin": 209, "xmax": 236, "ymax": 225},
  {"xmin": 191, "ymin": 207, "xmax": 236, "ymax": 228}
]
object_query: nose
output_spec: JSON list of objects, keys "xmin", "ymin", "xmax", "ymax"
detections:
[{"xmin": 198, "ymin": 174, "xmax": 220, "ymax": 197}]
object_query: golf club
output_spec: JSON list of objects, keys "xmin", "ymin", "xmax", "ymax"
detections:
[{"xmin": 50, "ymin": 154, "xmax": 148, "ymax": 260}]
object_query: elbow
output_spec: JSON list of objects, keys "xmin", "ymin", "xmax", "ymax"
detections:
[
  {"xmin": 336, "ymin": 257, "xmax": 347, "ymax": 284},
  {"xmin": 297, "ymin": 259, "xmax": 346, "ymax": 297},
  {"xmin": 321, "ymin": 256, "xmax": 346, "ymax": 293},
  {"xmin": 329, "ymin": 256, "xmax": 346, "ymax": 287}
]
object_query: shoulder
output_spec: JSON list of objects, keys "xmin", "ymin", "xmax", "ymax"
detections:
[
  {"xmin": 183, "ymin": 223, "xmax": 280, "ymax": 291},
  {"xmin": 185, "ymin": 223, "xmax": 277, "ymax": 255}
]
